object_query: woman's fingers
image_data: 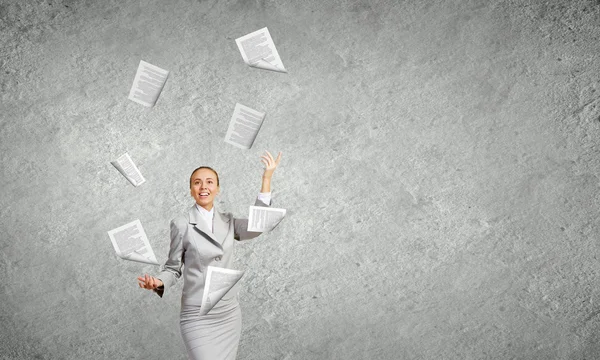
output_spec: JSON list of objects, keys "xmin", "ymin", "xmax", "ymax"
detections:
[
  {"xmin": 143, "ymin": 274, "xmax": 151, "ymax": 289},
  {"xmin": 274, "ymin": 151, "xmax": 282, "ymax": 165},
  {"xmin": 265, "ymin": 150, "xmax": 273, "ymax": 161},
  {"xmin": 137, "ymin": 276, "xmax": 144, "ymax": 288},
  {"xmin": 261, "ymin": 151, "xmax": 282, "ymax": 169},
  {"xmin": 138, "ymin": 274, "xmax": 159, "ymax": 290},
  {"xmin": 261, "ymin": 158, "xmax": 271, "ymax": 169},
  {"xmin": 149, "ymin": 275, "xmax": 157, "ymax": 289}
]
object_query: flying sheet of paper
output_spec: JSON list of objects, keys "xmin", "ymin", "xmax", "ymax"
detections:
[
  {"xmin": 110, "ymin": 152, "xmax": 146, "ymax": 187},
  {"xmin": 128, "ymin": 60, "xmax": 169, "ymax": 107},
  {"xmin": 247, "ymin": 206, "xmax": 286, "ymax": 232},
  {"xmin": 107, "ymin": 219, "xmax": 159, "ymax": 265},
  {"xmin": 200, "ymin": 266, "xmax": 245, "ymax": 315},
  {"xmin": 235, "ymin": 27, "xmax": 287, "ymax": 73},
  {"xmin": 223, "ymin": 103, "xmax": 266, "ymax": 150}
]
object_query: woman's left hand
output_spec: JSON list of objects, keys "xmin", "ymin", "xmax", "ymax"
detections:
[{"xmin": 261, "ymin": 150, "xmax": 282, "ymax": 178}]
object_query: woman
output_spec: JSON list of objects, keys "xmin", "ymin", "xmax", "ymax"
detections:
[{"xmin": 138, "ymin": 150, "xmax": 282, "ymax": 360}]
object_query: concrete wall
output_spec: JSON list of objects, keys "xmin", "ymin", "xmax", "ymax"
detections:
[{"xmin": 1, "ymin": 0, "xmax": 600, "ymax": 359}]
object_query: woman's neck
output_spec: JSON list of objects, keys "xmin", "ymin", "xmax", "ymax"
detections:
[{"xmin": 197, "ymin": 203, "xmax": 213, "ymax": 212}]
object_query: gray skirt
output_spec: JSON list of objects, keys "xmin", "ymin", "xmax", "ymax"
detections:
[{"xmin": 180, "ymin": 298, "xmax": 242, "ymax": 360}]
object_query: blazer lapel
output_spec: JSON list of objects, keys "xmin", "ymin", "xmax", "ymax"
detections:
[
  {"xmin": 213, "ymin": 211, "xmax": 231, "ymax": 245},
  {"xmin": 188, "ymin": 205, "xmax": 230, "ymax": 247},
  {"xmin": 188, "ymin": 205, "xmax": 219, "ymax": 247}
]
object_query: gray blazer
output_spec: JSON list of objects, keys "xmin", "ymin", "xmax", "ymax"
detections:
[{"xmin": 155, "ymin": 198, "xmax": 270, "ymax": 306}]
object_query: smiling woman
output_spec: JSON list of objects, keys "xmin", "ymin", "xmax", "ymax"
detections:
[{"xmin": 137, "ymin": 150, "xmax": 282, "ymax": 360}]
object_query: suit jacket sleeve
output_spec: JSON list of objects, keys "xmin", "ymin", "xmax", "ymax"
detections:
[
  {"xmin": 234, "ymin": 197, "xmax": 272, "ymax": 241},
  {"xmin": 153, "ymin": 217, "xmax": 186, "ymax": 298}
]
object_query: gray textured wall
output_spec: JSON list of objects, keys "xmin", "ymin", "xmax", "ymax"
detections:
[{"xmin": 1, "ymin": 0, "xmax": 600, "ymax": 359}]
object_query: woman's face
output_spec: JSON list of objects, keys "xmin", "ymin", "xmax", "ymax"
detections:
[{"xmin": 190, "ymin": 168, "xmax": 220, "ymax": 210}]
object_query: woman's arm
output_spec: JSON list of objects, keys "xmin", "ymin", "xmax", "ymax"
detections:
[
  {"xmin": 137, "ymin": 217, "xmax": 186, "ymax": 297},
  {"xmin": 234, "ymin": 151, "xmax": 282, "ymax": 240},
  {"xmin": 260, "ymin": 151, "xmax": 282, "ymax": 193}
]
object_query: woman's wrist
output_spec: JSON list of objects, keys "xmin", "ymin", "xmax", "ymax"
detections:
[{"xmin": 261, "ymin": 175, "xmax": 271, "ymax": 193}]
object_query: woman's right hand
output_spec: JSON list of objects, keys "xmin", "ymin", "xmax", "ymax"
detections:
[{"xmin": 137, "ymin": 274, "xmax": 163, "ymax": 290}]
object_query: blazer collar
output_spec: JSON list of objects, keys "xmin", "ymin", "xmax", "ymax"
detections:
[{"xmin": 188, "ymin": 204, "xmax": 230, "ymax": 246}]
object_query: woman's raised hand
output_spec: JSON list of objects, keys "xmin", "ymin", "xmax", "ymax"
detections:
[
  {"xmin": 137, "ymin": 274, "xmax": 163, "ymax": 290},
  {"xmin": 261, "ymin": 151, "xmax": 282, "ymax": 178}
]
